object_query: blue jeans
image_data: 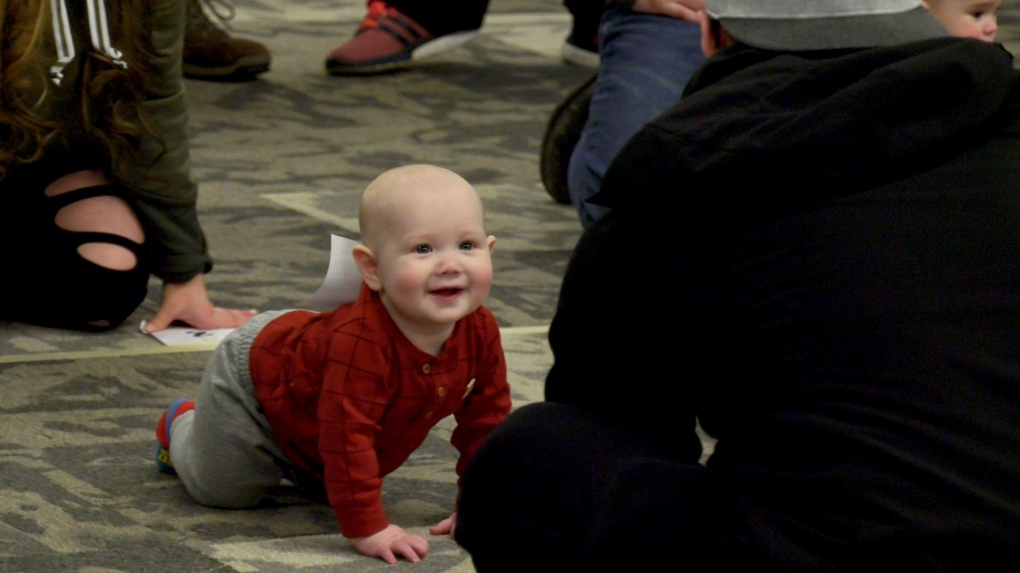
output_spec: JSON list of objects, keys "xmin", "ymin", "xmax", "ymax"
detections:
[{"xmin": 567, "ymin": 7, "xmax": 704, "ymax": 227}]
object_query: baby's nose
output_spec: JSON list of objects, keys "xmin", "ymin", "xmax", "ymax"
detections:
[{"xmin": 435, "ymin": 253, "xmax": 463, "ymax": 274}]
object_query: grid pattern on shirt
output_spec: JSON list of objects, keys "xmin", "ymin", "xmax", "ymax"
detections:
[{"xmin": 250, "ymin": 283, "xmax": 511, "ymax": 538}]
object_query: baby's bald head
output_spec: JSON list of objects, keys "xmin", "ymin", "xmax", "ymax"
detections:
[
  {"xmin": 351, "ymin": 164, "xmax": 496, "ymax": 351},
  {"xmin": 359, "ymin": 164, "xmax": 484, "ymax": 250}
]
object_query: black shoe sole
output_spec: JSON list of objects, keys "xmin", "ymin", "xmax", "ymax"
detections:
[
  {"xmin": 325, "ymin": 57, "xmax": 411, "ymax": 76},
  {"xmin": 183, "ymin": 60, "xmax": 270, "ymax": 82}
]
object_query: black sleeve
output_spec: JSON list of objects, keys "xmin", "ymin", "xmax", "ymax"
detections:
[
  {"xmin": 119, "ymin": 0, "xmax": 211, "ymax": 282},
  {"xmin": 603, "ymin": 0, "xmax": 638, "ymax": 11},
  {"xmin": 544, "ymin": 202, "xmax": 703, "ymax": 461}
]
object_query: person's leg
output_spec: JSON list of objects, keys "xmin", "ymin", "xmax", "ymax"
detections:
[
  {"xmin": 0, "ymin": 170, "xmax": 149, "ymax": 331},
  {"xmin": 183, "ymin": 0, "xmax": 271, "ymax": 81},
  {"xmin": 567, "ymin": 8, "xmax": 704, "ymax": 226},
  {"xmin": 325, "ymin": 0, "xmax": 489, "ymax": 75},
  {"xmin": 540, "ymin": 74, "xmax": 597, "ymax": 204},
  {"xmin": 44, "ymin": 171, "xmax": 144, "ymax": 271},
  {"xmin": 166, "ymin": 311, "xmax": 293, "ymax": 508},
  {"xmin": 457, "ymin": 402, "xmax": 746, "ymax": 570},
  {"xmin": 388, "ymin": 0, "xmax": 489, "ymax": 36},
  {"xmin": 561, "ymin": 0, "xmax": 603, "ymax": 67}
]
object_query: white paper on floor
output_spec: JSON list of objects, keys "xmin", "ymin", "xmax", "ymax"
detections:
[{"xmin": 141, "ymin": 322, "xmax": 236, "ymax": 346}]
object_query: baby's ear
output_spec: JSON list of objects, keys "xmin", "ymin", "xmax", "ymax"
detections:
[
  {"xmin": 352, "ymin": 245, "xmax": 383, "ymax": 291},
  {"xmin": 486, "ymin": 235, "xmax": 496, "ymax": 254}
]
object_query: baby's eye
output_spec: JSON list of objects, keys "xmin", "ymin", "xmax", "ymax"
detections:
[
  {"xmin": 459, "ymin": 241, "xmax": 475, "ymax": 251},
  {"xmin": 415, "ymin": 244, "xmax": 432, "ymax": 254}
]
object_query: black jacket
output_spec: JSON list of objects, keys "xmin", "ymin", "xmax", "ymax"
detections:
[{"xmin": 547, "ymin": 39, "xmax": 1020, "ymax": 571}]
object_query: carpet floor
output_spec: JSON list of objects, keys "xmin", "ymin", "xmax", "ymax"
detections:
[
  {"xmin": 1, "ymin": 1, "xmax": 585, "ymax": 570},
  {"xmin": 2, "ymin": 1, "xmax": 1019, "ymax": 571}
]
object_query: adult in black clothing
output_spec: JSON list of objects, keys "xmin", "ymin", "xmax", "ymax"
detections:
[{"xmin": 454, "ymin": 0, "xmax": 1020, "ymax": 570}]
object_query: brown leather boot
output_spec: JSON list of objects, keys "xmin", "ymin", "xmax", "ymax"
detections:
[{"xmin": 183, "ymin": 0, "xmax": 271, "ymax": 81}]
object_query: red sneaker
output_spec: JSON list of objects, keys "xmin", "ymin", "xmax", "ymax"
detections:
[{"xmin": 325, "ymin": 1, "xmax": 479, "ymax": 75}]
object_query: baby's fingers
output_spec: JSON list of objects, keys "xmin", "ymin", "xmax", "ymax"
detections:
[
  {"xmin": 404, "ymin": 534, "xmax": 430, "ymax": 561},
  {"xmin": 393, "ymin": 540, "xmax": 425, "ymax": 563},
  {"xmin": 378, "ymin": 548, "xmax": 397, "ymax": 565}
]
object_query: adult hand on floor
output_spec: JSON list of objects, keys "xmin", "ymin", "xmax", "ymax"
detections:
[
  {"xmin": 632, "ymin": 0, "xmax": 705, "ymax": 21},
  {"xmin": 144, "ymin": 274, "xmax": 256, "ymax": 332},
  {"xmin": 352, "ymin": 524, "xmax": 430, "ymax": 564}
]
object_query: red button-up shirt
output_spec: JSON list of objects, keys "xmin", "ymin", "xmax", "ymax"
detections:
[{"xmin": 250, "ymin": 284, "xmax": 511, "ymax": 538}]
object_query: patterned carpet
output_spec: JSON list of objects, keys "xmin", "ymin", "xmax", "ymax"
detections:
[
  {"xmin": 0, "ymin": 1, "xmax": 585, "ymax": 571},
  {"xmin": 2, "ymin": 1, "xmax": 1019, "ymax": 571}
]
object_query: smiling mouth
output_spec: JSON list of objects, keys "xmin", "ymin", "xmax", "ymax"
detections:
[{"xmin": 430, "ymin": 287, "xmax": 464, "ymax": 298}]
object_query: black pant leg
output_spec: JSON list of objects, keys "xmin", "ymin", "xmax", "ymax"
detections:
[
  {"xmin": 457, "ymin": 402, "xmax": 751, "ymax": 570},
  {"xmin": 388, "ymin": 0, "xmax": 490, "ymax": 36},
  {"xmin": 0, "ymin": 183, "xmax": 149, "ymax": 331},
  {"xmin": 563, "ymin": 0, "xmax": 604, "ymax": 32}
]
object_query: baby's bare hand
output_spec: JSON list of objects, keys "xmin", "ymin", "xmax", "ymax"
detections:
[
  {"xmin": 352, "ymin": 524, "xmax": 430, "ymax": 564},
  {"xmin": 429, "ymin": 512, "xmax": 457, "ymax": 537}
]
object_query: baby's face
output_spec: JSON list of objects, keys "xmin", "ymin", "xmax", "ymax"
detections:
[
  {"xmin": 369, "ymin": 179, "xmax": 495, "ymax": 336},
  {"xmin": 925, "ymin": 0, "xmax": 1001, "ymax": 42}
]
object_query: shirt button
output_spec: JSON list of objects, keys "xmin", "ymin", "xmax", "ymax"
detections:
[
  {"xmin": 422, "ymin": 364, "xmax": 431, "ymax": 374},
  {"xmin": 424, "ymin": 411, "xmax": 434, "ymax": 419},
  {"xmin": 437, "ymin": 386, "xmax": 446, "ymax": 398}
]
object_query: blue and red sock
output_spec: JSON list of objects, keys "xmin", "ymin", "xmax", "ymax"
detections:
[{"xmin": 154, "ymin": 398, "xmax": 195, "ymax": 474}]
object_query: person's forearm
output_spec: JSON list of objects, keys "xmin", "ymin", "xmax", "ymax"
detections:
[{"xmin": 609, "ymin": 0, "xmax": 706, "ymax": 21}]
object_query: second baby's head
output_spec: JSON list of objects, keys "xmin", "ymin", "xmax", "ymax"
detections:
[{"xmin": 924, "ymin": 0, "xmax": 1001, "ymax": 41}]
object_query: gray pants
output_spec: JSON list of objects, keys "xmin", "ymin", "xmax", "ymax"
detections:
[{"xmin": 170, "ymin": 310, "xmax": 299, "ymax": 508}]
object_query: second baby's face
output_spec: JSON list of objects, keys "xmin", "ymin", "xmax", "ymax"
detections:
[
  {"xmin": 371, "ymin": 179, "xmax": 495, "ymax": 336},
  {"xmin": 925, "ymin": 0, "xmax": 1001, "ymax": 42}
]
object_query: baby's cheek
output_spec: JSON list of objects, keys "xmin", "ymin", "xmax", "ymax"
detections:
[
  {"xmin": 475, "ymin": 264, "xmax": 495, "ymax": 292},
  {"xmin": 393, "ymin": 268, "xmax": 427, "ymax": 294},
  {"xmin": 390, "ymin": 258, "xmax": 425, "ymax": 283}
]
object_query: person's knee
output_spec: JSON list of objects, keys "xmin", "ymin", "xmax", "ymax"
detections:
[
  {"xmin": 0, "ymin": 243, "xmax": 148, "ymax": 331},
  {"xmin": 463, "ymin": 402, "xmax": 566, "ymax": 475},
  {"xmin": 170, "ymin": 412, "xmax": 283, "ymax": 510},
  {"xmin": 65, "ymin": 252, "xmax": 149, "ymax": 331},
  {"xmin": 53, "ymin": 194, "xmax": 145, "ymax": 271},
  {"xmin": 180, "ymin": 478, "xmax": 265, "ymax": 510},
  {"xmin": 42, "ymin": 174, "xmax": 149, "ymax": 329},
  {"xmin": 172, "ymin": 447, "xmax": 269, "ymax": 509},
  {"xmin": 46, "ymin": 171, "xmax": 146, "ymax": 272},
  {"xmin": 186, "ymin": 480, "xmax": 263, "ymax": 509},
  {"xmin": 457, "ymin": 403, "xmax": 598, "ymax": 563},
  {"xmin": 44, "ymin": 170, "xmax": 112, "ymax": 196},
  {"xmin": 459, "ymin": 403, "xmax": 564, "ymax": 509}
]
